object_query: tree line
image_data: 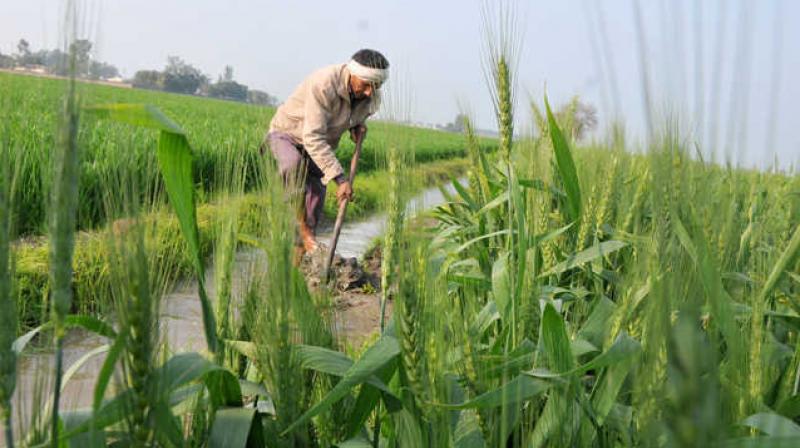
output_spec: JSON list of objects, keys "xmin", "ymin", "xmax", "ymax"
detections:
[
  {"xmin": 0, "ymin": 38, "xmax": 120, "ymax": 80},
  {"xmin": 132, "ymin": 58, "xmax": 278, "ymax": 106},
  {"xmin": 1, "ymin": 38, "xmax": 279, "ymax": 107}
]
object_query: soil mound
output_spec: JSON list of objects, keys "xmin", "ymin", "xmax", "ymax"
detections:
[
  {"xmin": 298, "ymin": 243, "xmax": 381, "ymax": 292},
  {"xmin": 299, "ymin": 244, "xmax": 389, "ymax": 346}
]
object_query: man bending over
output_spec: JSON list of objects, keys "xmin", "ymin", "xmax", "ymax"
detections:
[{"xmin": 264, "ymin": 48, "xmax": 389, "ymax": 255}]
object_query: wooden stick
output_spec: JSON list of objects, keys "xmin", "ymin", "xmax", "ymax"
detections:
[{"xmin": 322, "ymin": 132, "xmax": 364, "ymax": 282}]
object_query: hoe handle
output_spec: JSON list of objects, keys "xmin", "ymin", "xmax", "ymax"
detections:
[{"xmin": 322, "ymin": 132, "xmax": 364, "ymax": 282}]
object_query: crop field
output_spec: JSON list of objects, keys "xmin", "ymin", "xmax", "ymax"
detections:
[
  {"xmin": 2, "ymin": 17, "xmax": 800, "ymax": 448},
  {"xmin": 0, "ymin": 71, "xmax": 476, "ymax": 236}
]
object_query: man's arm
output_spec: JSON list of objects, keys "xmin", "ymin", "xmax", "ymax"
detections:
[
  {"xmin": 335, "ymin": 124, "xmax": 368, "ymax": 205},
  {"xmin": 302, "ymin": 81, "xmax": 345, "ymax": 185}
]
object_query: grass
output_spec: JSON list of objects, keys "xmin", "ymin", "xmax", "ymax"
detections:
[{"xmin": 0, "ymin": 93, "xmax": 18, "ymax": 448}]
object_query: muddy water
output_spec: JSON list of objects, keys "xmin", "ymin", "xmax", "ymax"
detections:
[
  {"xmin": 6, "ymin": 249, "xmax": 264, "ymax": 441},
  {"xmin": 3, "ymin": 180, "xmax": 461, "ymax": 441},
  {"xmin": 317, "ymin": 179, "xmax": 459, "ymax": 258}
]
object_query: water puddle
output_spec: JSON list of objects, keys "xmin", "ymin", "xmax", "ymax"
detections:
[{"xmin": 317, "ymin": 179, "xmax": 460, "ymax": 258}]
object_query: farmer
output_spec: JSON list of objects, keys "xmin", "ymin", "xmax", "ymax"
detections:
[{"xmin": 263, "ymin": 49, "xmax": 389, "ymax": 255}]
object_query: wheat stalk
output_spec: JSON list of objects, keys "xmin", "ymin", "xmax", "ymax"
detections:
[
  {"xmin": 397, "ymin": 246, "xmax": 428, "ymax": 414},
  {"xmin": 594, "ymin": 156, "xmax": 618, "ymax": 238},
  {"xmin": 48, "ymin": 29, "xmax": 82, "ymax": 443},
  {"xmin": 0, "ymin": 119, "xmax": 17, "ymax": 448}
]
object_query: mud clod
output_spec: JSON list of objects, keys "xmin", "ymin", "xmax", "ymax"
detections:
[{"xmin": 299, "ymin": 243, "xmax": 380, "ymax": 292}]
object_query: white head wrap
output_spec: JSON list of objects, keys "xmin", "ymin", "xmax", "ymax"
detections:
[{"xmin": 346, "ymin": 59, "xmax": 389, "ymax": 85}]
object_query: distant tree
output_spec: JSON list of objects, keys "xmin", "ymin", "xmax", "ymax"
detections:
[
  {"xmin": 43, "ymin": 49, "xmax": 68, "ymax": 75},
  {"xmin": 27, "ymin": 50, "xmax": 47, "ymax": 67},
  {"xmin": 222, "ymin": 65, "xmax": 234, "ymax": 82},
  {"xmin": 208, "ymin": 80, "xmax": 248, "ymax": 102},
  {"xmin": 16, "ymin": 39, "xmax": 30, "ymax": 59},
  {"xmin": 531, "ymin": 96, "xmax": 598, "ymax": 142},
  {"xmin": 132, "ymin": 70, "xmax": 164, "ymax": 90},
  {"xmin": 15, "ymin": 39, "xmax": 42, "ymax": 66},
  {"xmin": 247, "ymin": 89, "xmax": 278, "ymax": 107},
  {"xmin": 0, "ymin": 52, "xmax": 13, "ymax": 69},
  {"xmin": 208, "ymin": 65, "xmax": 248, "ymax": 101},
  {"xmin": 444, "ymin": 113, "xmax": 468, "ymax": 133},
  {"xmin": 197, "ymin": 76, "xmax": 211, "ymax": 96},
  {"xmin": 6, "ymin": 38, "xmax": 119, "ymax": 79},
  {"xmin": 570, "ymin": 99, "xmax": 597, "ymax": 141},
  {"xmin": 162, "ymin": 56, "xmax": 207, "ymax": 94},
  {"xmin": 69, "ymin": 39, "xmax": 93, "ymax": 77},
  {"xmin": 88, "ymin": 60, "xmax": 120, "ymax": 80}
]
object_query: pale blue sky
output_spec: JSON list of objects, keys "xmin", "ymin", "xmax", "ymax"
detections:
[{"xmin": 2, "ymin": 1, "xmax": 798, "ymax": 169}]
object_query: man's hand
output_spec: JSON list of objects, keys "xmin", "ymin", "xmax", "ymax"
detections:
[
  {"xmin": 350, "ymin": 124, "xmax": 367, "ymax": 143},
  {"xmin": 336, "ymin": 180, "xmax": 353, "ymax": 205}
]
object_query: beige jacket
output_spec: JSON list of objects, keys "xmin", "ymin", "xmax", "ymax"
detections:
[{"xmin": 269, "ymin": 63, "xmax": 379, "ymax": 185}]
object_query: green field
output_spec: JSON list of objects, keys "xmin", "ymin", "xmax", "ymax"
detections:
[
  {"xmin": 2, "ymin": 44, "xmax": 800, "ymax": 448},
  {"xmin": 0, "ymin": 71, "xmax": 479, "ymax": 333},
  {"xmin": 0, "ymin": 71, "xmax": 479, "ymax": 236}
]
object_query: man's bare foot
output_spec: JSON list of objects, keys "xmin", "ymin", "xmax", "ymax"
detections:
[
  {"xmin": 302, "ymin": 236, "xmax": 319, "ymax": 253},
  {"xmin": 299, "ymin": 221, "xmax": 319, "ymax": 253}
]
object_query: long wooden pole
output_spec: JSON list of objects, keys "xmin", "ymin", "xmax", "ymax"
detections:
[{"xmin": 322, "ymin": 132, "xmax": 364, "ymax": 282}]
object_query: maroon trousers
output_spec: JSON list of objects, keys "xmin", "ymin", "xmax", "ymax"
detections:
[{"xmin": 265, "ymin": 132, "xmax": 327, "ymax": 232}]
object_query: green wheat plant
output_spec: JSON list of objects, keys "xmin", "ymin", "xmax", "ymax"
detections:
[
  {"xmin": 0, "ymin": 101, "xmax": 20, "ymax": 448},
  {"xmin": 48, "ymin": 34, "xmax": 82, "ymax": 445}
]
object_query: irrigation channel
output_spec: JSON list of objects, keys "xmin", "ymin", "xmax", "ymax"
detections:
[{"xmin": 4, "ymin": 180, "xmax": 462, "ymax": 439}]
